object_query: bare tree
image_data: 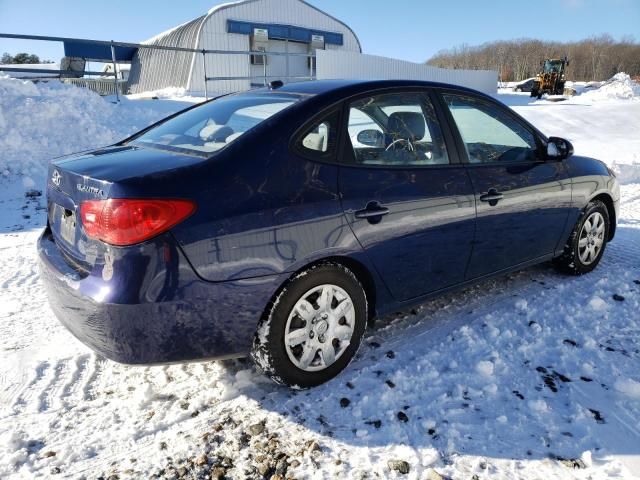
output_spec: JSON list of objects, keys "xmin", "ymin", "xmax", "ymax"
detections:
[{"xmin": 427, "ymin": 36, "xmax": 640, "ymax": 81}]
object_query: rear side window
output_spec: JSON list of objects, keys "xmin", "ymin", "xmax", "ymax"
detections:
[
  {"xmin": 443, "ymin": 94, "xmax": 539, "ymax": 164},
  {"xmin": 346, "ymin": 92, "xmax": 449, "ymax": 166},
  {"xmin": 298, "ymin": 110, "xmax": 340, "ymax": 157}
]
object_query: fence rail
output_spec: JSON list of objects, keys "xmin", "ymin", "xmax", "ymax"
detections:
[
  {"xmin": 0, "ymin": 66, "xmax": 114, "ymax": 77},
  {"xmin": 0, "ymin": 32, "xmax": 317, "ymax": 100},
  {"xmin": 62, "ymin": 78, "xmax": 128, "ymax": 96},
  {"xmin": 0, "ymin": 32, "xmax": 316, "ymax": 56}
]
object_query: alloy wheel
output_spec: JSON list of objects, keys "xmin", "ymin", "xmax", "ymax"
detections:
[
  {"xmin": 578, "ymin": 211, "xmax": 605, "ymax": 265},
  {"xmin": 284, "ymin": 284, "xmax": 356, "ymax": 372}
]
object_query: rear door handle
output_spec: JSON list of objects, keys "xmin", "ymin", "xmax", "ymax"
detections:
[
  {"xmin": 354, "ymin": 201, "xmax": 390, "ymax": 220},
  {"xmin": 479, "ymin": 188, "xmax": 504, "ymax": 206}
]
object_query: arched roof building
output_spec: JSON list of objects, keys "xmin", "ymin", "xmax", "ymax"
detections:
[{"xmin": 127, "ymin": 0, "xmax": 361, "ymax": 95}]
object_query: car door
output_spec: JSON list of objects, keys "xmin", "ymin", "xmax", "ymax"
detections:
[
  {"xmin": 438, "ymin": 91, "xmax": 572, "ymax": 279},
  {"xmin": 338, "ymin": 89, "xmax": 476, "ymax": 302}
]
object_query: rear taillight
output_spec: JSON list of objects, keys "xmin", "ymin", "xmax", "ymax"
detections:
[{"xmin": 80, "ymin": 199, "xmax": 196, "ymax": 246}]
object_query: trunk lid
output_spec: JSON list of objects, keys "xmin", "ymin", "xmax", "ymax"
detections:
[
  {"xmin": 46, "ymin": 145, "xmax": 203, "ymax": 266},
  {"xmin": 47, "ymin": 158, "xmax": 112, "ymax": 269}
]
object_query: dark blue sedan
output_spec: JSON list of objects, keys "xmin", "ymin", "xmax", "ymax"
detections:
[{"xmin": 39, "ymin": 80, "xmax": 620, "ymax": 387}]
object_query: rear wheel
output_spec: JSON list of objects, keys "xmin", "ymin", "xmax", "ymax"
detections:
[
  {"xmin": 251, "ymin": 263, "xmax": 367, "ymax": 388},
  {"xmin": 554, "ymin": 200, "xmax": 609, "ymax": 275}
]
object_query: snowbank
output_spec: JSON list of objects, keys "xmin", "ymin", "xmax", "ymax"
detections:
[
  {"xmin": 0, "ymin": 74, "xmax": 186, "ymax": 178},
  {"xmin": 126, "ymin": 86, "xmax": 187, "ymax": 100},
  {"xmin": 575, "ymin": 73, "xmax": 640, "ymax": 102}
]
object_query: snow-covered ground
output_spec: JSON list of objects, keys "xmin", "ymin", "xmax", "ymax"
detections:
[{"xmin": 0, "ymin": 74, "xmax": 639, "ymax": 479}]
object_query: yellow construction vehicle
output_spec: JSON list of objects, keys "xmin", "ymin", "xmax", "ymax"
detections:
[{"xmin": 531, "ymin": 57, "xmax": 569, "ymax": 98}]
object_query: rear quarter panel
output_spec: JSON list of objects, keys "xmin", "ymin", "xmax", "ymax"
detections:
[{"xmin": 168, "ymin": 101, "xmax": 371, "ymax": 285}]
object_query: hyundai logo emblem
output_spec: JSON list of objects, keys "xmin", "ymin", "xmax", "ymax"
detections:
[{"xmin": 51, "ymin": 170, "xmax": 62, "ymax": 187}]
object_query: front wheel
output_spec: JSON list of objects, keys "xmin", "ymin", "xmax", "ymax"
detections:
[
  {"xmin": 554, "ymin": 200, "xmax": 610, "ymax": 275},
  {"xmin": 251, "ymin": 263, "xmax": 367, "ymax": 388}
]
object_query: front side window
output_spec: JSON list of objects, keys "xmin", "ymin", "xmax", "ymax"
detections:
[
  {"xmin": 131, "ymin": 93, "xmax": 300, "ymax": 156},
  {"xmin": 347, "ymin": 92, "xmax": 449, "ymax": 166},
  {"xmin": 443, "ymin": 94, "xmax": 539, "ymax": 164}
]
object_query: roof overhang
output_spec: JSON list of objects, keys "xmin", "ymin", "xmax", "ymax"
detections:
[
  {"xmin": 227, "ymin": 19, "xmax": 343, "ymax": 46},
  {"xmin": 63, "ymin": 40, "xmax": 137, "ymax": 62}
]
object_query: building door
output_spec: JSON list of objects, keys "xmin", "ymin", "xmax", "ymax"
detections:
[{"xmin": 249, "ymin": 40, "xmax": 308, "ymax": 86}]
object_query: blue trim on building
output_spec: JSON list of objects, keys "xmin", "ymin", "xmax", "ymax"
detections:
[
  {"xmin": 63, "ymin": 41, "xmax": 138, "ymax": 62},
  {"xmin": 227, "ymin": 19, "xmax": 343, "ymax": 46}
]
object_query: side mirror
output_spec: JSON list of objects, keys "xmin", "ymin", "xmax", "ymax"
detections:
[
  {"xmin": 357, "ymin": 129, "xmax": 384, "ymax": 147},
  {"xmin": 547, "ymin": 136, "xmax": 574, "ymax": 160}
]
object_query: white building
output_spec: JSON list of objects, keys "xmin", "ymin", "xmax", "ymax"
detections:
[{"xmin": 127, "ymin": 0, "xmax": 361, "ymax": 95}]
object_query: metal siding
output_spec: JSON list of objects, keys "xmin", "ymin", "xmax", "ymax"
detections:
[
  {"xmin": 129, "ymin": 0, "xmax": 361, "ymax": 96},
  {"xmin": 189, "ymin": 0, "xmax": 360, "ymax": 96},
  {"xmin": 127, "ymin": 16, "xmax": 205, "ymax": 94},
  {"xmin": 316, "ymin": 50, "xmax": 498, "ymax": 94}
]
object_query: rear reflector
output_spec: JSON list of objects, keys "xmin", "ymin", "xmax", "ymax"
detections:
[{"xmin": 80, "ymin": 199, "xmax": 196, "ymax": 246}]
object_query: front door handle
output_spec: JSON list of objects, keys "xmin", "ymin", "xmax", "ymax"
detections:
[
  {"xmin": 479, "ymin": 188, "xmax": 504, "ymax": 206},
  {"xmin": 354, "ymin": 201, "xmax": 390, "ymax": 221}
]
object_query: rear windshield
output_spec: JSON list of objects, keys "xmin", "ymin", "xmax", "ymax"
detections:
[{"xmin": 130, "ymin": 93, "xmax": 300, "ymax": 156}]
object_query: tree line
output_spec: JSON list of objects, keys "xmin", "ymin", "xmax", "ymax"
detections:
[
  {"xmin": 1, "ymin": 52, "xmax": 53, "ymax": 64},
  {"xmin": 426, "ymin": 35, "xmax": 640, "ymax": 82}
]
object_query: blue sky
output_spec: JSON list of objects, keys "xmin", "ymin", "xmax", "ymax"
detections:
[{"xmin": 0, "ymin": 0, "xmax": 638, "ymax": 63}]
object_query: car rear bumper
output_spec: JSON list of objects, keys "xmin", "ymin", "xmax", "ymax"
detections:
[{"xmin": 38, "ymin": 228, "xmax": 283, "ymax": 364}]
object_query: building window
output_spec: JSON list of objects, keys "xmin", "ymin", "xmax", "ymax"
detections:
[
  {"xmin": 250, "ymin": 28, "xmax": 269, "ymax": 66},
  {"xmin": 250, "ymin": 46, "xmax": 267, "ymax": 65}
]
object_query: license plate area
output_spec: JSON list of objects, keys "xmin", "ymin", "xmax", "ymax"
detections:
[{"xmin": 52, "ymin": 204, "xmax": 77, "ymax": 246}]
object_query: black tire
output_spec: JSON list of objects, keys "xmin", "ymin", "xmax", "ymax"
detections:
[
  {"xmin": 554, "ymin": 200, "xmax": 610, "ymax": 275},
  {"xmin": 251, "ymin": 263, "xmax": 368, "ymax": 388}
]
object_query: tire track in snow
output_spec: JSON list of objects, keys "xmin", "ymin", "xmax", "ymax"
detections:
[
  {"xmin": 0, "ymin": 250, "xmax": 27, "ymax": 290},
  {"xmin": 14, "ymin": 261, "xmax": 38, "ymax": 290},
  {"xmin": 9, "ymin": 356, "xmax": 94, "ymax": 414},
  {"xmin": 0, "ymin": 367, "xmax": 29, "ymax": 415},
  {"xmin": 38, "ymin": 359, "xmax": 68, "ymax": 412},
  {"xmin": 12, "ymin": 360, "xmax": 50, "ymax": 413},
  {"xmin": 82, "ymin": 355, "xmax": 105, "ymax": 401},
  {"xmin": 61, "ymin": 354, "xmax": 91, "ymax": 403}
]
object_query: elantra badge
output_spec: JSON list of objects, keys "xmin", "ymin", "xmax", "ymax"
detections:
[{"xmin": 77, "ymin": 183, "xmax": 105, "ymax": 198}]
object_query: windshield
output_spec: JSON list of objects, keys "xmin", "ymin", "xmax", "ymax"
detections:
[
  {"xmin": 544, "ymin": 60, "xmax": 562, "ymax": 73},
  {"xmin": 130, "ymin": 93, "xmax": 300, "ymax": 156}
]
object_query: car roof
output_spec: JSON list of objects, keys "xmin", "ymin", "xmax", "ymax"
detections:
[{"xmin": 255, "ymin": 79, "xmax": 485, "ymax": 98}]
